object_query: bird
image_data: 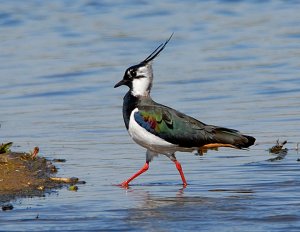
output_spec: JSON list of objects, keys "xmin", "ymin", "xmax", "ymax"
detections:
[{"xmin": 114, "ymin": 34, "xmax": 255, "ymax": 188}]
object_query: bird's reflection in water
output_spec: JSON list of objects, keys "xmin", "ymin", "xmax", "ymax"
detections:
[{"xmin": 120, "ymin": 186, "xmax": 253, "ymax": 230}]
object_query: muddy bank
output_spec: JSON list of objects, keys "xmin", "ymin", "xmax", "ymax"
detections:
[{"xmin": 0, "ymin": 143, "xmax": 82, "ymax": 207}]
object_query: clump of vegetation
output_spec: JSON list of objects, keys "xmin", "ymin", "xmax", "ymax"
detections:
[
  {"xmin": 267, "ymin": 140, "xmax": 288, "ymax": 162},
  {"xmin": 269, "ymin": 140, "xmax": 288, "ymax": 154},
  {"xmin": 0, "ymin": 142, "xmax": 13, "ymax": 154}
]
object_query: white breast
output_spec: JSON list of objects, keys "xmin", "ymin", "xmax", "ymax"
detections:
[{"xmin": 128, "ymin": 108, "xmax": 177, "ymax": 154}]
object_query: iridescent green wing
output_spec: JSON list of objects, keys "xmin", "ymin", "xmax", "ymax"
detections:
[
  {"xmin": 135, "ymin": 102, "xmax": 255, "ymax": 149},
  {"xmin": 134, "ymin": 105, "xmax": 210, "ymax": 147}
]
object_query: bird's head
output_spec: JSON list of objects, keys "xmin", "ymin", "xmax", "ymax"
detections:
[{"xmin": 114, "ymin": 34, "xmax": 173, "ymax": 97}]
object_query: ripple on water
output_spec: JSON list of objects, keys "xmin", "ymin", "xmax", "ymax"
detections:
[{"xmin": 1, "ymin": 1, "xmax": 300, "ymax": 231}]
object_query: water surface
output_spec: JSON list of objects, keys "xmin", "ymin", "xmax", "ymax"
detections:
[{"xmin": 1, "ymin": 1, "xmax": 300, "ymax": 231}]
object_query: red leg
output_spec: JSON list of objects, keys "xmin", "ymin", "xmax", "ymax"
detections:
[
  {"xmin": 173, "ymin": 160, "xmax": 187, "ymax": 187},
  {"xmin": 119, "ymin": 162, "xmax": 149, "ymax": 188}
]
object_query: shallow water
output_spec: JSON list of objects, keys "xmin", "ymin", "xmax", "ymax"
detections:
[{"xmin": 1, "ymin": 1, "xmax": 300, "ymax": 231}]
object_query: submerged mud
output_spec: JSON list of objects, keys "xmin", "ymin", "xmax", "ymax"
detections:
[{"xmin": 0, "ymin": 144, "xmax": 81, "ymax": 207}]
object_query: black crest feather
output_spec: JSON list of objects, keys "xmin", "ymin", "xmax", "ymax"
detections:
[{"xmin": 141, "ymin": 33, "xmax": 173, "ymax": 64}]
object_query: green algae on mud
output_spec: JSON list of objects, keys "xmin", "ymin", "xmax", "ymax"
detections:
[{"xmin": 0, "ymin": 143, "xmax": 83, "ymax": 206}]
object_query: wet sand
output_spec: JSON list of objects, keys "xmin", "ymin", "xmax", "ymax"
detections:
[{"xmin": 0, "ymin": 147, "xmax": 79, "ymax": 206}]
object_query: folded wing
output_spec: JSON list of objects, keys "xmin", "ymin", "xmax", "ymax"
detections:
[{"xmin": 134, "ymin": 103, "xmax": 255, "ymax": 149}]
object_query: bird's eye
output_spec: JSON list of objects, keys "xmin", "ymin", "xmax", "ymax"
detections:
[{"xmin": 130, "ymin": 70, "xmax": 136, "ymax": 77}]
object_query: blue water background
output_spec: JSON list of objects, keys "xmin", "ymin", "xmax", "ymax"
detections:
[{"xmin": 1, "ymin": 1, "xmax": 300, "ymax": 231}]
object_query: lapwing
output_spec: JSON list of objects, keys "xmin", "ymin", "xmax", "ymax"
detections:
[{"xmin": 114, "ymin": 34, "xmax": 255, "ymax": 188}]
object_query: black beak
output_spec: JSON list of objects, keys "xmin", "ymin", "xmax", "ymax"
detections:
[{"xmin": 114, "ymin": 79, "xmax": 128, "ymax": 88}]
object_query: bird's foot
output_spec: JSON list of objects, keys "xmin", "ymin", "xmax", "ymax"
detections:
[{"xmin": 118, "ymin": 181, "xmax": 130, "ymax": 189}]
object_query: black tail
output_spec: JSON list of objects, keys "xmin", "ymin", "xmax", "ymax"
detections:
[
  {"xmin": 241, "ymin": 134, "xmax": 256, "ymax": 148},
  {"xmin": 213, "ymin": 127, "xmax": 256, "ymax": 149}
]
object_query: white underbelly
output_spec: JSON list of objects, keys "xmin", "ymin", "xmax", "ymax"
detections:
[{"xmin": 128, "ymin": 108, "xmax": 178, "ymax": 154}]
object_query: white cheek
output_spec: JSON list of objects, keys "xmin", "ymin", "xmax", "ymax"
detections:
[
  {"xmin": 131, "ymin": 78, "xmax": 150, "ymax": 96},
  {"xmin": 138, "ymin": 65, "xmax": 151, "ymax": 77}
]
